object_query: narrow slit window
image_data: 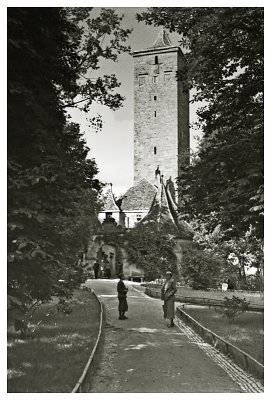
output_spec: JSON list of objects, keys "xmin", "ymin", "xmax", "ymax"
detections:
[
  {"xmin": 154, "ymin": 111, "xmax": 157, "ymax": 117},
  {"xmin": 154, "ymin": 95, "xmax": 157, "ymax": 100},
  {"xmin": 152, "ymin": 76, "xmax": 157, "ymax": 84},
  {"xmin": 155, "ymin": 56, "xmax": 158, "ymax": 64},
  {"xmin": 154, "ymin": 146, "xmax": 157, "ymax": 155}
]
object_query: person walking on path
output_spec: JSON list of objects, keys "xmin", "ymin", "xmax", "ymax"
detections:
[
  {"xmin": 93, "ymin": 260, "xmax": 100, "ymax": 279},
  {"xmin": 161, "ymin": 271, "xmax": 177, "ymax": 327},
  {"xmin": 117, "ymin": 273, "xmax": 128, "ymax": 320}
]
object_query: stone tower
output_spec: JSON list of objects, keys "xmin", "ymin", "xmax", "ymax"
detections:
[{"xmin": 132, "ymin": 28, "xmax": 189, "ymax": 200}]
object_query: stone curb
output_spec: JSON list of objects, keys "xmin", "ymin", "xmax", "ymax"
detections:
[
  {"xmin": 176, "ymin": 306, "xmax": 264, "ymax": 381},
  {"xmin": 71, "ymin": 286, "xmax": 103, "ymax": 393}
]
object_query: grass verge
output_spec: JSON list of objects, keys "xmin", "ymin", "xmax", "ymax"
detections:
[
  {"xmin": 180, "ymin": 305, "xmax": 264, "ymax": 364},
  {"xmin": 7, "ymin": 288, "xmax": 100, "ymax": 393},
  {"xmin": 143, "ymin": 284, "xmax": 264, "ymax": 306}
]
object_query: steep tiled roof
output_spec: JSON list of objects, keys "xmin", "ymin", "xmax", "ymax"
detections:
[
  {"xmin": 138, "ymin": 181, "xmax": 179, "ymax": 235},
  {"xmin": 102, "ymin": 184, "xmax": 120, "ymax": 211},
  {"xmin": 117, "ymin": 178, "xmax": 157, "ymax": 211},
  {"xmin": 138, "ymin": 180, "xmax": 194, "ymax": 239},
  {"xmin": 166, "ymin": 191, "xmax": 194, "ymax": 239}
]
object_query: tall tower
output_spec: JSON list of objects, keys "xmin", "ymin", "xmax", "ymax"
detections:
[{"xmin": 132, "ymin": 28, "xmax": 189, "ymax": 200}]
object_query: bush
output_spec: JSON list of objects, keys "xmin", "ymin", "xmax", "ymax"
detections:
[
  {"xmin": 241, "ymin": 274, "xmax": 262, "ymax": 292},
  {"xmin": 182, "ymin": 246, "xmax": 224, "ymax": 290},
  {"xmin": 222, "ymin": 295, "xmax": 250, "ymax": 321}
]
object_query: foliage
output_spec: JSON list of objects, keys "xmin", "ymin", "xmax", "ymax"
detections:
[
  {"xmin": 8, "ymin": 8, "xmax": 130, "ymax": 311},
  {"xmin": 61, "ymin": 7, "xmax": 132, "ymax": 116},
  {"xmin": 221, "ymin": 228, "xmax": 263, "ymax": 288},
  {"xmin": 138, "ymin": 8, "xmax": 263, "ymax": 238},
  {"xmin": 181, "ymin": 244, "xmax": 225, "ymax": 290},
  {"xmin": 242, "ymin": 273, "xmax": 262, "ymax": 292},
  {"xmin": 221, "ymin": 296, "xmax": 250, "ymax": 321},
  {"xmin": 128, "ymin": 223, "xmax": 180, "ymax": 280},
  {"xmin": 189, "ymin": 219, "xmax": 263, "ymax": 290}
]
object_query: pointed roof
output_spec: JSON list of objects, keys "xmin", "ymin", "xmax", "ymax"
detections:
[
  {"xmin": 102, "ymin": 184, "xmax": 120, "ymax": 212},
  {"xmin": 117, "ymin": 178, "xmax": 157, "ymax": 211},
  {"xmin": 165, "ymin": 185, "xmax": 194, "ymax": 239},
  {"xmin": 152, "ymin": 28, "xmax": 172, "ymax": 48},
  {"xmin": 137, "ymin": 178, "xmax": 194, "ymax": 239},
  {"xmin": 136, "ymin": 178, "xmax": 179, "ymax": 235}
]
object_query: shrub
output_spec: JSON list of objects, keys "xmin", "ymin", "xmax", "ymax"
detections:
[{"xmin": 222, "ymin": 295, "xmax": 250, "ymax": 321}]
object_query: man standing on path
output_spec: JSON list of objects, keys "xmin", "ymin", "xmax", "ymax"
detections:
[
  {"xmin": 117, "ymin": 273, "xmax": 128, "ymax": 320},
  {"xmin": 161, "ymin": 271, "xmax": 177, "ymax": 327}
]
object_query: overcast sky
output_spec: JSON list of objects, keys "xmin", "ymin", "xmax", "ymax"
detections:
[{"xmin": 68, "ymin": 7, "xmax": 203, "ymax": 196}]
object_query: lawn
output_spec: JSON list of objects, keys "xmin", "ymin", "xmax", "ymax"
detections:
[
  {"xmin": 176, "ymin": 287, "xmax": 264, "ymax": 306},
  {"xmin": 7, "ymin": 288, "xmax": 100, "ymax": 393},
  {"xmin": 143, "ymin": 283, "xmax": 264, "ymax": 306},
  {"xmin": 180, "ymin": 305, "xmax": 264, "ymax": 365}
]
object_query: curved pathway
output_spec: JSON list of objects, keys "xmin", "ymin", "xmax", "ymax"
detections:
[{"xmin": 84, "ymin": 279, "xmax": 263, "ymax": 393}]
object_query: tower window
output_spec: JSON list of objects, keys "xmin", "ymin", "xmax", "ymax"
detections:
[
  {"xmin": 164, "ymin": 72, "xmax": 171, "ymax": 82},
  {"xmin": 139, "ymin": 75, "xmax": 147, "ymax": 85},
  {"xmin": 152, "ymin": 76, "xmax": 157, "ymax": 84},
  {"xmin": 154, "ymin": 146, "xmax": 157, "ymax": 154},
  {"xmin": 154, "ymin": 95, "xmax": 157, "ymax": 100},
  {"xmin": 154, "ymin": 111, "xmax": 157, "ymax": 117},
  {"xmin": 155, "ymin": 56, "xmax": 158, "ymax": 64}
]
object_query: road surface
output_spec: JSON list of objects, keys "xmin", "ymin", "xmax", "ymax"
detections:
[{"xmin": 83, "ymin": 279, "xmax": 263, "ymax": 393}]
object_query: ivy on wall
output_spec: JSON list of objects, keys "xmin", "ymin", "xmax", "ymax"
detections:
[{"xmin": 95, "ymin": 224, "xmax": 178, "ymax": 281}]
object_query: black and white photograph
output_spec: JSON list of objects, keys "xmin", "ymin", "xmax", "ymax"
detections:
[{"xmin": 6, "ymin": 1, "xmax": 265, "ymax": 395}]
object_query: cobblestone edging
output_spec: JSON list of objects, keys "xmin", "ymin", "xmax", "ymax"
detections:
[
  {"xmin": 176, "ymin": 306, "xmax": 264, "ymax": 381},
  {"xmin": 145, "ymin": 287, "xmax": 263, "ymax": 388},
  {"xmin": 71, "ymin": 287, "xmax": 103, "ymax": 393},
  {"xmin": 175, "ymin": 316, "xmax": 264, "ymax": 393}
]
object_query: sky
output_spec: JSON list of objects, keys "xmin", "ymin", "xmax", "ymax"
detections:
[{"xmin": 68, "ymin": 7, "xmax": 203, "ymax": 196}]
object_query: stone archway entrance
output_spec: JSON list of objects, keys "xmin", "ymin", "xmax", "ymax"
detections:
[
  {"xmin": 87, "ymin": 235, "xmax": 145, "ymax": 280},
  {"xmin": 96, "ymin": 243, "xmax": 117, "ymax": 278}
]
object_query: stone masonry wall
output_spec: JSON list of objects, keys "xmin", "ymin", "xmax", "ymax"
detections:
[{"xmin": 133, "ymin": 48, "xmax": 189, "ymax": 195}]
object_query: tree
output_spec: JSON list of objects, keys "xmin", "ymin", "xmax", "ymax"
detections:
[
  {"xmin": 8, "ymin": 7, "xmax": 131, "ymax": 313},
  {"xmin": 138, "ymin": 8, "xmax": 263, "ymax": 238},
  {"xmin": 186, "ymin": 219, "xmax": 263, "ymax": 290},
  {"xmin": 181, "ymin": 244, "xmax": 224, "ymax": 290}
]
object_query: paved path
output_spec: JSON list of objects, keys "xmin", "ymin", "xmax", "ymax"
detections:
[{"xmin": 84, "ymin": 279, "xmax": 263, "ymax": 393}]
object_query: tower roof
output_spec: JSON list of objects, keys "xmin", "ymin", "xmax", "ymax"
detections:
[{"xmin": 152, "ymin": 28, "xmax": 172, "ymax": 48}]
